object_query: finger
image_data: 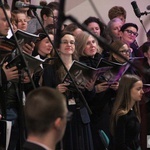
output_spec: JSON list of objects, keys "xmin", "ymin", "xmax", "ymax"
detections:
[
  {"xmin": 9, "ymin": 66, "xmax": 18, "ymax": 71},
  {"xmin": 30, "ymin": 42, "xmax": 35, "ymax": 47},
  {"xmin": 24, "ymin": 43, "xmax": 32, "ymax": 49},
  {"xmin": 3, "ymin": 62, "xmax": 8, "ymax": 67},
  {"xmin": 10, "ymin": 70, "xmax": 19, "ymax": 75}
]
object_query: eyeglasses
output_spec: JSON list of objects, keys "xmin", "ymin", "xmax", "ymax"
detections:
[
  {"xmin": 62, "ymin": 111, "xmax": 73, "ymax": 121},
  {"xmin": 119, "ymin": 49, "xmax": 131, "ymax": 54},
  {"xmin": 53, "ymin": 16, "xmax": 58, "ymax": 20},
  {"xmin": 61, "ymin": 40, "xmax": 75, "ymax": 45},
  {"xmin": 49, "ymin": 16, "xmax": 58, "ymax": 20},
  {"xmin": 124, "ymin": 29, "xmax": 138, "ymax": 37}
]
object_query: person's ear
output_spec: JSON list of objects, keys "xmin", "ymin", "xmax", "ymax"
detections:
[
  {"xmin": 43, "ymin": 14, "xmax": 48, "ymax": 21},
  {"xmin": 112, "ymin": 53, "xmax": 117, "ymax": 59},
  {"xmin": 119, "ymin": 31, "xmax": 123, "ymax": 38},
  {"xmin": 144, "ymin": 52, "xmax": 148, "ymax": 58},
  {"xmin": 54, "ymin": 117, "xmax": 62, "ymax": 130}
]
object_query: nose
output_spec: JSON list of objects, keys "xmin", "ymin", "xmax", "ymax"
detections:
[
  {"xmin": 117, "ymin": 27, "xmax": 120, "ymax": 31},
  {"xmin": 141, "ymin": 89, "xmax": 144, "ymax": 94},
  {"xmin": 6, "ymin": 21, "xmax": 9, "ymax": 27},
  {"xmin": 22, "ymin": 21, "xmax": 26, "ymax": 25},
  {"xmin": 48, "ymin": 42, "xmax": 52, "ymax": 47},
  {"xmin": 93, "ymin": 28, "xmax": 96, "ymax": 32},
  {"xmin": 90, "ymin": 42, "xmax": 95, "ymax": 47}
]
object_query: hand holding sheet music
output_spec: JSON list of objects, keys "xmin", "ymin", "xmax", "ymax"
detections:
[
  {"xmin": 98, "ymin": 58, "xmax": 130, "ymax": 85},
  {"xmin": 6, "ymin": 52, "xmax": 43, "ymax": 73},
  {"xmin": 63, "ymin": 60, "xmax": 112, "ymax": 91},
  {"xmin": 5, "ymin": 52, "xmax": 43, "ymax": 83}
]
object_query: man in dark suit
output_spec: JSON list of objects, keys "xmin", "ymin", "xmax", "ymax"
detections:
[
  {"xmin": 0, "ymin": 2, "xmax": 35, "ymax": 149},
  {"xmin": 23, "ymin": 87, "xmax": 70, "ymax": 150}
]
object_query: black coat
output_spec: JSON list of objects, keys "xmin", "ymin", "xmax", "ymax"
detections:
[
  {"xmin": 23, "ymin": 141, "xmax": 47, "ymax": 150},
  {"xmin": 42, "ymin": 64, "xmax": 94, "ymax": 150}
]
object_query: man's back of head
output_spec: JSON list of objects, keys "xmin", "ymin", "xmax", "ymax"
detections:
[{"xmin": 25, "ymin": 87, "xmax": 68, "ymax": 149}]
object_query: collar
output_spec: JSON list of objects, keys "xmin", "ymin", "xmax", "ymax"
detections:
[{"xmin": 27, "ymin": 140, "xmax": 53, "ymax": 150}]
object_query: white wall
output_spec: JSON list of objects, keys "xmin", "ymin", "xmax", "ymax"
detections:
[
  {"xmin": 11, "ymin": 0, "xmax": 150, "ymax": 45},
  {"xmin": 65, "ymin": 0, "xmax": 150, "ymax": 46}
]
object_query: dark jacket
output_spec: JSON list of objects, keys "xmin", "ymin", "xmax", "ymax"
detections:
[{"xmin": 23, "ymin": 141, "xmax": 47, "ymax": 150}]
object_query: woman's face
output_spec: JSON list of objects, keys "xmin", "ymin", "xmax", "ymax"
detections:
[
  {"xmin": 120, "ymin": 26, "xmax": 138, "ymax": 45},
  {"xmin": 130, "ymin": 80, "xmax": 143, "ymax": 102},
  {"xmin": 110, "ymin": 21, "xmax": 123, "ymax": 39},
  {"xmin": 117, "ymin": 15, "xmax": 126, "ymax": 24},
  {"xmin": 16, "ymin": 13, "xmax": 28, "ymax": 31},
  {"xmin": 83, "ymin": 35, "xmax": 98, "ymax": 57},
  {"xmin": 38, "ymin": 34, "xmax": 54, "ymax": 57},
  {"xmin": 59, "ymin": 34, "xmax": 75, "ymax": 56},
  {"xmin": 113, "ymin": 44, "xmax": 130, "ymax": 63},
  {"xmin": 87, "ymin": 22, "xmax": 101, "ymax": 36},
  {"xmin": 44, "ymin": 9, "xmax": 59, "ymax": 27}
]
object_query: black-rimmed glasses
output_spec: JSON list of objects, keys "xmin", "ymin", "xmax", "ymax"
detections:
[
  {"xmin": 49, "ymin": 16, "xmax": 58, "ymax": 20},
  {"xmin": 124, "ymin": 29, "xmax": 138, "ymax": 37}
]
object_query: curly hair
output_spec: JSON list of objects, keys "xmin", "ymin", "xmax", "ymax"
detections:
[
  {"xmin": 108, "ymin": 6, "xmax": 126, "ymax": 20},
  {"xmin": 83, "ymin": 16, "xmax": 107, "ymax": 38}
]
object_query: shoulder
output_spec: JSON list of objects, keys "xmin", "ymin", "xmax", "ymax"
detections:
[{"xmin": 118, "ymin": 110, "xmax": 134, "ymax": 122}]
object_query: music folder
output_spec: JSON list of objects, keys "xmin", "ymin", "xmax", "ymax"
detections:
[
  {"xmin": 97, "ymin": 58, "xmax": 130, "ymax": 84},
  {"xmin": 63, "ymin": 60, "xmax": 112, "ymax": 91},
  {"xmin": 10, "ymin": 29, "xmax": 39, "ymax": 46},
  {"xmin": 6, "ymin": 52, "xmax": 44, "ymax": 73}
]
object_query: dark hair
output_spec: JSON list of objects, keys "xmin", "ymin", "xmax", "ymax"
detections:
[
  {"xmin": 25, "ymin": 87, "xmax": 66, "ymax": 135},
  {"xmin": 139, "ymin": 42, "xmax": 150, "ymax": 53},
  {"xmin": 83, "ymin": 16, "xmax": 107, "ymax": 37},
  {"xmin": 109, "ymin": 40, "xmax": 126, "ymax": 60},
  {"xmin": 60, "ymin": 31, "xmax": 74, "ymax": 39},
  {"xmin": 64, "ymin": 23, "xmax": 79, "ymax": 33},
  {"xmin": 39, "ymin": 0, "xmax": 47, "ymax": 6},
  {"xmin": 147, "ymin": 30, "xmax": 150, "ymax": 38},
  {"xmin": 108, "ymin": 6, "xmax": 126, "ymax": 20},
  {"xmin": 120, "ymin": 23, "xmax": 138, "ymax": 32},
  {"xmin": 54, "ymin": 32, "xmax": 78, "ymax": 82},
  {"xmin": 40, "ymin": 1, "xmax": 59, "ymax": 21},
  {"xmin": 32, "ymin": 26, "xmax": 54, "ymax": 57}
]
